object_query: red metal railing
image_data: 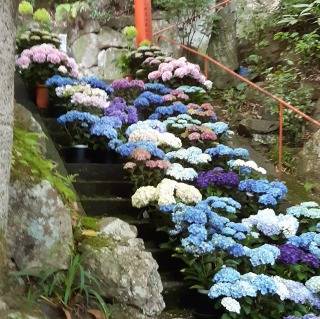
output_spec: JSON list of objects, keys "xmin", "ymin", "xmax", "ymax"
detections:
[{"xmin": 155, "ymin": 34, "xmax": 320, "ymax": 173}]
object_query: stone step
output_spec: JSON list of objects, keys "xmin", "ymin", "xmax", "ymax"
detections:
[
  {"xmin": 80, "ymin": 197, "xmax": 140, "ymax": 217},
  {"xmin": 162, "ymin": 279, "xmax": 191, "ymax": 310},
  {"xmin": 147, "ymin": 246, "xmax": 185, "ymax": 274},
  {"xmin": 65, "ymin": 163, "xmax": 125, "ymax": 181},
  {"xmin": 74, "ymin": 180, "xmax": 133, "ymax": 198}
]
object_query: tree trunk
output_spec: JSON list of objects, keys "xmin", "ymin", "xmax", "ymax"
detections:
[{"xmin": 0, "ymin": 1, "xmax": 18, "ymax": 232}]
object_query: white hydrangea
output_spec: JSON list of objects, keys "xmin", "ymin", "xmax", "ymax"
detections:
[
  {"xmin": 175, "ymin": 182, "xmax": 202, "ymax": 204},
  {"xmin": 157, "ymin": 178, "xmax": 177, "ymax": 206},
  {"xmin": 166, "ymin": 163, "xmax": 198, "ymax": 181},
  {"xmin": 131, "ymin": 178, "xmax": 202, "ymax": 208},
  {"xmin": 273, "ymin": 276, "xmax": 290, "ymax": 301},
  {"xmin": 221, "ymin": 297, "xmax": 241, "ymax": 314},
  {"xmin": 242, "ymin": 209, "xmax": 299, "ymax": 238},
  {"xmin": 228, "ymin": 159, "xmax": 267, "ymax": 175},
  {"xmin": 131, "ymin": 186, "xmax": 158, "ymax": 208},
  {"xmin": 306, "ymin": 276, "xmax": 320, "ymax": 293},
  {"xmin": 129, "ymin": 128, "xmax": 182, "ymax": 149}
]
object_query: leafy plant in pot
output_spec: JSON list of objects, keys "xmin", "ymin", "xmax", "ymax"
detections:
[
  {"xmin": 57, "ymin": 111, "xmax": 99, "ymax": 163},
  {"xmin": 16, "ymin": 43, "xmax": 79, "ymax": 109}
]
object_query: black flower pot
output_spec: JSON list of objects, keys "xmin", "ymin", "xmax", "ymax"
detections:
[
  {"xmin": 86, "ymin": 148, "xmax": 122, "ymax": 164},
  {"xmin": 61, "ymin": 145, "xmax": 89, "ymax": 163}
]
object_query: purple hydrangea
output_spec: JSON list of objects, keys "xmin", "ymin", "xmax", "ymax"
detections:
[
  {"xmin": 278, "ymin": 244, "xmax": 320, "ymax": 268},
  {"xmin": 196, "ymin": 168, "xmax": 240, "ymax": 189}
]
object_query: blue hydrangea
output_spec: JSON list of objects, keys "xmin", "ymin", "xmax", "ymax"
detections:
[
  {"xmin": 115, "ymin": 141, "xmax": 165, "ymax": 158},
  {"xmin": 214, "ymin": 267, "xmax": 241, "ymax": 283},
  {"xmin": 108, "ymin": 138, "xmax": 124, "ymax": 150},
  {"xmin": 245, "ymin": 244, "xmax": 280, "ymax": 267},
  {"xmin": 46, "ymin": 75, "xmax": 78, "ymax": 87},
  {"xmin": 80, "ymin": 76, "xmax": 113, "ymax": 94},
  {"xmin": 134, "ymin": 91, "xmax": 164, "ymax": 108},
  {"xmin": 57, "ymin": 111, "xmax": 99, "ymax": 125},
  {"xmin": 149, "ymin": 102, "xmax": 188, "ymax": 120},
  {"xmin": 239, "ymin": 179, "xmax": 288, "ymax": 206},
  {"xmin": 203, "ymin": 121, "xmax": 229, "ymax": 135},
  {"xmin": 144, "ymin": 83, "xmax": 172, "ymax": 95},
  {"xmin": 205, "ymin": 144, "xmax": 249, "ymax": 160}
]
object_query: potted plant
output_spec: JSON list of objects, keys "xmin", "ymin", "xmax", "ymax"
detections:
[
  {"xmin": 57, "ymin": 110, "xmax": 99, "ymax": 163},
  {"xmin": 16, "ymin": 43, "xmax": 79, "ymax": 109}
]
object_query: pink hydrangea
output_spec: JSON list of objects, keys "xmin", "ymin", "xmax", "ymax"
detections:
[
  {"xmin": 16, "ymin": 44, "xmax": 79, "ymax": 78},
  {"xmin": 131, "ymin": 148, "xmax": 152, "ymax": 161},
  {"xmin": 161, "ymin": 70, "xmax": 173, "ymax": 82},
  {"xmin": 188, "ymin": 132, "xmax": 201, "ymax": 141},
  {"xmin": 148, "ymin": 71, "xmax": 161, "ymax": 81},
  {"xmin": 16, "ymin": 56, "xmax": 30, "ymax": 69}
]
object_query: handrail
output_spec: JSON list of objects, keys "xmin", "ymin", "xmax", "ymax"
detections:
[
  {"xmin": 153, "ymin": 0, "xmax": 232, "ymax": 37},
  {"xmin": 156, "ymin": 34, "xmax": 320, "ymax": 173}
]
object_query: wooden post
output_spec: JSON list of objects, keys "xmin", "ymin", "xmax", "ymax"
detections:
[{"xmin": 134, "ymin": 0, "xmax": 153, "ymax": 45}]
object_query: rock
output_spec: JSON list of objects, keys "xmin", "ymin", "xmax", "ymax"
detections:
[
  {"xmin": 207, "ymin": 2, "xmax": 239, "ymax": 89},
  {"xmin": 97, "ymin": 48, "xmax": 128, "ymax": 80},
  {"xmin": 82, "ymin": 218, "xmax": 165, "ymax": 317},
  {"xmin": 97, "ymin": 27, "xmax": 125, "ymax": 49},
  {"xmin": 7, "ymin": 180, "xmax": 73, "ymax": 274},
  {"xmin": 0, "ymin": 298, "xmax": 8, "ymax": 312},
  {"xmin": 238, "ymin": 118, "xmax": 279, "ymax": 136},
  {"xmin": 71, "ymin": 33, "xmax": 99, "ymax": 68},
  {"xmin": 7, "ymin": 312, "xmax": 44, "ymax": 319},
  {"xmin": 107, "ymin": 15, "xmax": 134, "ymax": 30},
  {"xmin": 297, "ymin": 129, "xmax": 320, "ymax": 181},
  {"xmin": 14, "ymin": 103, "xmax": 42, "ymax": 134},
  {"xmin": 236, "ymin": 0, "xmax": 281, "ymax": 39},
  {"xmin": 100, "ymin": 217, "xmax": 137, "ymax": 241}
]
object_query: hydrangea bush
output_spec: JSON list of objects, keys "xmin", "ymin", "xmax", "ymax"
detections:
[{"xmin": 48, "ymin": 44, "xmax": 320, "ymax": 319}]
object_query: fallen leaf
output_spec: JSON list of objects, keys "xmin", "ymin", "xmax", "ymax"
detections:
[
  {"xmin": 88, "ymin": 309, "xmax": 106, "ymax": 319},
  {"xmin": 62, "ymin": 308, "xmax": 72, "ymax": 319}
]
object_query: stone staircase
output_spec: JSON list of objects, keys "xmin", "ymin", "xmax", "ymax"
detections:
[{"xmin": 41, "ymin": 117, "xmax": 194, "ymax": 314}]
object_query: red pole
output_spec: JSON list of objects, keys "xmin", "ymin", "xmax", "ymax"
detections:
[
  {"xmin": 278, "ymin": 103, "xmax": 284, "ymax": 175},
  {"xmin": 134, "ymin": 0, "xmax": 153, "ymax": 45}
]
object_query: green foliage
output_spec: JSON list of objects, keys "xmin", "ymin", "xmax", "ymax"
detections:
[
  {"xmin": 13, "ymin": 255, "xmax": 110, "ymax": 317},
  {"xmin": 19, "ymin": 1, "xmax": 34, "ymax": 16},
  {"xmin": 277, "ymin": 0, "xmax": 320, "ymax": 26},
  {"xmin": 122, "ymin": 26, "xmax": 137, "ymax": 43},
  {"xmin": 220, "ymin": 83, "xmax": 248, "ymax": 117},
  {"xmin": 33, "ymin": 8, "xmax": 51, "ymax": 25},
  {"xmin": 55, "ymin": 1, "xmax": 90, "ymax": 24},
  {"xmin": 268, "ymin": 142, "xmax": 296, "ymax": 172},
  {"xmin": 264, "ymin": 65, "xmax": 314, "ymax": 143},
  {"xmin": 274, "ymin": 31, "xmax": 320, "ymax": 66},
  {"xmin": 12, "ymin": 125, "xmax": 76, "ymax": 203}
]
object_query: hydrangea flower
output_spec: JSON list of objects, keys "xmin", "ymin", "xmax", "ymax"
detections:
[
  {"xmin": 57, "ymin": 110, "xmax": 99, "ymax": 126},
  {"xmin": 242, "ymin": 209, "xmax": 299, "ymax": 238},
  {"xmin": 165, "ymin": 147, "xmax": 211, "ymax": 165},
  {"xmin": 205, "ymin": 144, "xmax": 249, "ymax": 160},
  {"xmin": 287, "ymin": 202, "xmax": 320, "ymax": 219},
  {"xmin": 166, "ymin": 163, "xmax": 198, "ymax": 181}
]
